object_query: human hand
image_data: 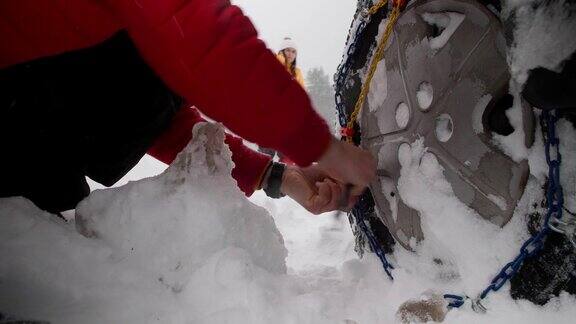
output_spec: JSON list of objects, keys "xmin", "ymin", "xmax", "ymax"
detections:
[
  {"xmin": 280, "ymin": 164, "xmax": 356, "ymax": 215},
  {"xmin": 316, "ymin": 137, "xmax": 377, "ymax": 197}
]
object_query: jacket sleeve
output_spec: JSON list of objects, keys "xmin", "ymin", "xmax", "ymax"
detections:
[
  {"xmin": 104, "ymin": 0, "xmax": 331, "ymax": 166},
  {"xmin": 147, "ymin": 105, "xmax": 272, "ymax": 196}
]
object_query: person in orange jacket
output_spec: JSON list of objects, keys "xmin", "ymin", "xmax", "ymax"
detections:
[
  {"xmin": 259, "ymin": 37, "xmax": 307, "ymax": 163},
  {"xmin": 277, "ymin": 37, "xmax": 306, "ymax": 88},
  {"xmin": 276, "ymin": 37, "xmax": 305, "ymax": 165}
]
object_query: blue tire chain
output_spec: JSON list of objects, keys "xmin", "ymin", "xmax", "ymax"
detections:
[
  {"xmin": 335, "ymin": 1, "xmax": 395, "ymax": 280},
  {"xmin": 352, "ymin": 192, "xmax": 395, "ymax": 279},
  {"xmin": 445, "ymin": 110, "xmax": 564, "ymax": 311}
]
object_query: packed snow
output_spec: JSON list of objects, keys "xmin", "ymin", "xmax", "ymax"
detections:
[
  {"xmin": 379, "ymin": 176, "xmax": 400, "ymax": 223},
  {"xmin": 487, "ymin": 194, "xmax": 508, "ymax": 212},
  {"xmin": 395, "ymin": 102, "xmax": 410, "ymax": 129},
  {"xmin": 416, "ymin": 82, "xmax": 434, "ymax": 111},
  {"xmin": 491, "ymin": 86, "xmax": 530, "ymax": 163},
  {"xmin": 368, "ymin": 58, "xmax": 388, "ymax": 113},
  {"xmin": 434, "ymin": 114, "xmax": 454, "ymax": 142},
  {"xmin": 472, "ymin": 94, "xmax": 492, "ymax": 134},
  {"xmin": 506, "ymin": 0, "xmax": 576, "ymax": 85},
  {"xmin": 421, "ymin": 12, "xmax": 466, "ymax": 51}
]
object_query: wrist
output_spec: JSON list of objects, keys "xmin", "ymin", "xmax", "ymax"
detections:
[
  {"xmin": 317, "ymin": 137, "xmax": 340, "ymax": 165},
  {"xmin": 262, "ymin": 162, "xmax": 286, "ymax": 199},
  {"xmin": 258, "ymin": 161, "xmax": 273, "ymax": 190}
]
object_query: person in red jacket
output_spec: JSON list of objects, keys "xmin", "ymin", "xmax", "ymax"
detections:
[{"xmin": 0, "ymin": 0, "xmax": 376, "ymax": 216}]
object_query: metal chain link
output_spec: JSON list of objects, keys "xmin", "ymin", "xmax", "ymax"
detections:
[
  {"xmin": 334, "ymin": 0, "xmax": 374, "ymax": 127},
  {"xmin": 344, "ymin": 1, "xmax": 402, "ymax": 143},
  {"xmin": 445, "ymin": 110, "xmax": 568, "ymax": 312},
  {"xmin": 334, "ymin": 0, "xmax": 395, "ymax": 279},
  {"xmin": 353, "ymin": 192, "xmax": 395, "ymax": 279}
]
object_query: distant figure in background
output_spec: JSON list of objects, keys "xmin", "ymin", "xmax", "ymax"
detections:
[
  {"xmin": 277, "ymin": 37, "xmax": 305, "ymax": 88},
  {"xmin": 259, "ymin": 37, "xmax": 305, "ymax": 164}
]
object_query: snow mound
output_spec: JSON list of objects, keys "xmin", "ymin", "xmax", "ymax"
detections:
[
  {"xmin": 0, "ymin": 123, "xmax": 288, "ymax": 323},
  {"xmin": 76, "ymin": 122, "xmax": 287, "ymax": 283}
]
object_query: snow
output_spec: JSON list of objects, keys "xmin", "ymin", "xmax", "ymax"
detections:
[
  {"xmin": 370, "ymin": 19, "xmax": 396, "ymax": 132},
  {"xmin": 487, "ymin": 194, "xmax": 508, "ymax": 212},
  {"xmin": 492, "ymin": 1, "xmax": 576, "ymax": 164},
  {"xmin": 472, "ymin": 94, "xmax": 492, "ymax": 134},
  {"xmin": 379, "ymin": 176, "xmax": 400, "ymax": 222},
  {"xmin": 3, "ymin": 119, "xmax": 574, "ymax": 323},
  {"xmin": 505, "ymin": 0, "xmax": 576, "ymax": 85},
  {"xmin": 491, "ymin": 86, "xmax": 529, "ymax": 162},
  {"xmin": 394, "ymin": 138, "xmax": 576, "ymax": 322},
  {"xmin": 421, "ymin": 12, "xmax": 466, "ymax": 51},
  {"xmin": 248, "ymin": 191, "xmax": 356, "ymax": 273},
  {"xmin": 1, "ymin": 121, "xmax": 576, "ymax": 324},
  {"xmin": 395, "ymin": 102, "xmax": 410, "ymax": 129},
  {"xmin": 435, "ymin": 113, "xmax": 453, "ymax": 142},
  {"xmin": 1, "ymin": 123, "xmax": 287, "ymax": 323},
  {"xmin": 492, "ymin": 0, "xmax": 576, "ymax": 164},
  {"xmin": 368, "ymin": 58, "xmax": 388, "ymax": 113},
  {"xmin": 367, "ymin": 15, "xmax": 394, "ymax": 134},
  {"xmin": 416, "ymin": 82, "xmax": 434, "ymax": 111}
]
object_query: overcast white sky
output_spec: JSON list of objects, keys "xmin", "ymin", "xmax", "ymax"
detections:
[{"xmin": 232, "ymin": 0, "xmax": 357, "ymax": 82}]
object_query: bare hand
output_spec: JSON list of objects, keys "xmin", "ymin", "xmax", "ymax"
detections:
[
  {"xmin": 316, "ymin": 137, "xmax": 377, "ymax": 197},
  {"xmin": 280, "ymin": 164, "xmax": 356, "ymax": 215}
]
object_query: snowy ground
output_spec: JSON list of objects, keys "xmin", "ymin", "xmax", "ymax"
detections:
[{"xmin": 1, "ymin": 116, "xmax": 575, "ymax": 323}]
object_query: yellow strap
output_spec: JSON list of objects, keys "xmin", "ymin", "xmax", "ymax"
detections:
[{"xmin": 346, "ymin": 2, "xmax": 402, "ymax": 143}]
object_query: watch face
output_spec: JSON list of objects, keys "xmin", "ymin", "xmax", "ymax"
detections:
[{"xmin": 264, "ymin": 163, "xmax": 286, "ymax": 199}]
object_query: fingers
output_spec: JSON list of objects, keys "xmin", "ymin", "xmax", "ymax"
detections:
[
  {"xmin": 312, "ymin": 181, "xmax": 331, "ymax": 209},
  {"xmin": 281, "ymin": 167, "xmax": 334, "ymax": 215},
  {"xmin": 323, "ymin": 179, "xmax": 343, "ymax": 210},
  {"xmin": 335, "ymin": 183, "xmax": 361, "ymax": 212},
  {"xmin": 346, "ymin": 194, "xmax": 361, "ymax": 210},
  {"xmin": 338, "ymin": 184, "xmax": 351, "ymax": 208},
  {"xmin": 350, "ymin": 145, "xmax": 377, "ymax": 186},
  {"xmin": 349, "ymin": 184, "xmax": 365, "ymax": 197},
  {"xmin": 317, "ymin": 137, "xmax": 377, "ymax": 194},
  {"xmin": 309, "ymin": 179, "xmax": 342, "ymax": 215},
  {"xmin": 281, "ymin": 162, "xmax": 368, "ymax": 215}
]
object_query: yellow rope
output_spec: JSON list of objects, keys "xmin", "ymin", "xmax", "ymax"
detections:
[
  {"xmin": 346, "ymin": 2, "xmax": 402, "ymax": 143},
  {"xmin": 367, "ymin": 0, "xmax": 389, "ymax": 16}
]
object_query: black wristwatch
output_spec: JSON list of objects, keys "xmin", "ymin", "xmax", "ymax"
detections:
[{"xmin": 263, "ymin": 162, "xmax": 286, "ymax": 199}]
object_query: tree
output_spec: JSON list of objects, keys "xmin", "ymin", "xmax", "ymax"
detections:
[{"xmin": 306, "ymin": 67, "xmax": 338, "ymax": 133}]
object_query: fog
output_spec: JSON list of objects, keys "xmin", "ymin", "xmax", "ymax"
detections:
[{"xmin": 233, "ymin": 0, "xmax": 357, "ymax": 81}]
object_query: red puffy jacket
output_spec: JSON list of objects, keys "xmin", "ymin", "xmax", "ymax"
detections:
[{"xmin": 0, "ymin": 0, "xmax": 331, "ymax": 195}]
